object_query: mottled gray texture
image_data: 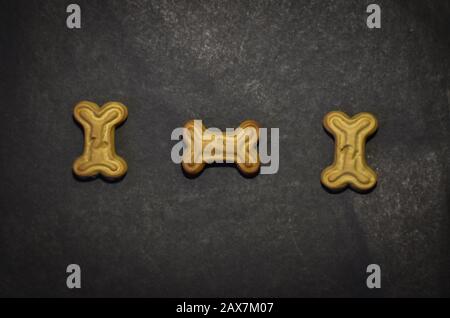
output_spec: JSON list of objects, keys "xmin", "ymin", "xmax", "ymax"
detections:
[{"xmin": 0, "ymin": 0, "xmax": 448, "ymax": 297}]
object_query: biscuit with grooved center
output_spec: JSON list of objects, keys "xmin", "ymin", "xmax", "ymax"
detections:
[
  {"xmin": 182, "ymin": 120, "xmax": 260, "ymax": 177},
  {"xmin": 321, "ymin": 111, "xmax": 378, "ymax": 191},
  {"xmin": 73, "ymin": 101, "xmax": 128, "ymax": 179}
]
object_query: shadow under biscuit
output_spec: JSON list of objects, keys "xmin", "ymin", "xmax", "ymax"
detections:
[
  {"xmin": 181, "ymin": 162, "xmax": 260, "ymax": 179},
  {"xmin": 320, "ymin": 182, "xmax": 378, "ymax": 195},
  {"xmin": 72, "ymin": 171, "xmax": 127, "ymax": 183}
]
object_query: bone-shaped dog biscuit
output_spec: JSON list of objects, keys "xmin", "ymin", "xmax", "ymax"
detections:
[
  {"xmin": 321, "ymin": 111, "xmax": 378, "ymax": 191},
  {"xmin": 73, "ymin": 101, "xmax": 128, "ymax": 179},
  {"xmin": 182, "ymin": 120, "xmax": 260, "ymax": 176}
]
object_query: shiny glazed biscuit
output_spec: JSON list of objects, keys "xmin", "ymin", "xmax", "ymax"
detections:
[
  {"xmin": 182, "ymin": 120, "xmax": 260, "ymax": 177},
  {"xmin": 321, "ymin": 111, "xmax": 378, "ymax": 191},
  {"xmin": 73, "ymin": 101, "xmax": 128, "ymax": 179}
]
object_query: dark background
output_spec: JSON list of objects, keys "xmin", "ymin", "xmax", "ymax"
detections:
[{"xmin": 0, "ymin": 0, "xmax": 448, "ymax": 297}]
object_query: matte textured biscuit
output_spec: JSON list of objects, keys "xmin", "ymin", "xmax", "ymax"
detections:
[
  {"xmin": 73, "ymin": 101, "xmax": 128, "ymax": 179},
  {"xmin": 321, "ymin": 111, "xmax": 378, "ymax": 191},
  {"xmin": 182, "ymin": 120, "xmax": 260, "ymax": 177}
]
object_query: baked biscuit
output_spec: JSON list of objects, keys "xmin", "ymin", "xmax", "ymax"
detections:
[
  {"xmin": 182, "ymin": 120, "xmax": 260, "ymax": 177},
  {"xmin": 321, "ymin": 111, "xmax": 378, "ymax": 191},
  {"xmin": 73, "ymin": 101, "xmax": 128, "ymax": 179}
]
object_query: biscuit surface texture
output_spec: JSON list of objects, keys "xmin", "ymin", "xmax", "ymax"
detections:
[
  {"xmin": 182, "ymin": 120, "xmax": 260, "ymax": 177},
  {"xmin": 73, "ymin": 101, "xmax": 128, "ymax": 179},
  {"xmin": 321, "ymin": 111, "xmax": 378, "ymax": 191}
]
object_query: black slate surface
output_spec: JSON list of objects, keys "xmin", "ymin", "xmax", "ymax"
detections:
[{"xmin": 0, "ymin": 0, "xmax": 449, "ymax": 297}]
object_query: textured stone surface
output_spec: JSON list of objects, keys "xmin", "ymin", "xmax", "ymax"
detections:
[{"xmin": 0, "ymin": 0, "xmax": 448, "ymax": 297}]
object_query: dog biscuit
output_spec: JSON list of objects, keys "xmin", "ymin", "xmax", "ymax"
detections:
[
  {"xmin": 182, "ymin": 120, "xmax": 260, "ymax": 177},
  {"xmin": 321, "ymin": 111, "xmax": 378, "ymax": 191},
  {"xmin": 73, "ymin": 101, "xmax": 128, "ymax": 179}
]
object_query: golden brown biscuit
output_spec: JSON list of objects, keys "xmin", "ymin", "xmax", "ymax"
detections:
[
  {"xmin": 73, "ymin": 101, "xmax": 128, "ymax": 179},
  {"xmin": 182, "ymin": 120, "xmax": 260, "ymax": 177},
  {"xmin": 321, "ymin": 111, "xmax": 378, "ymax": 191}
]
